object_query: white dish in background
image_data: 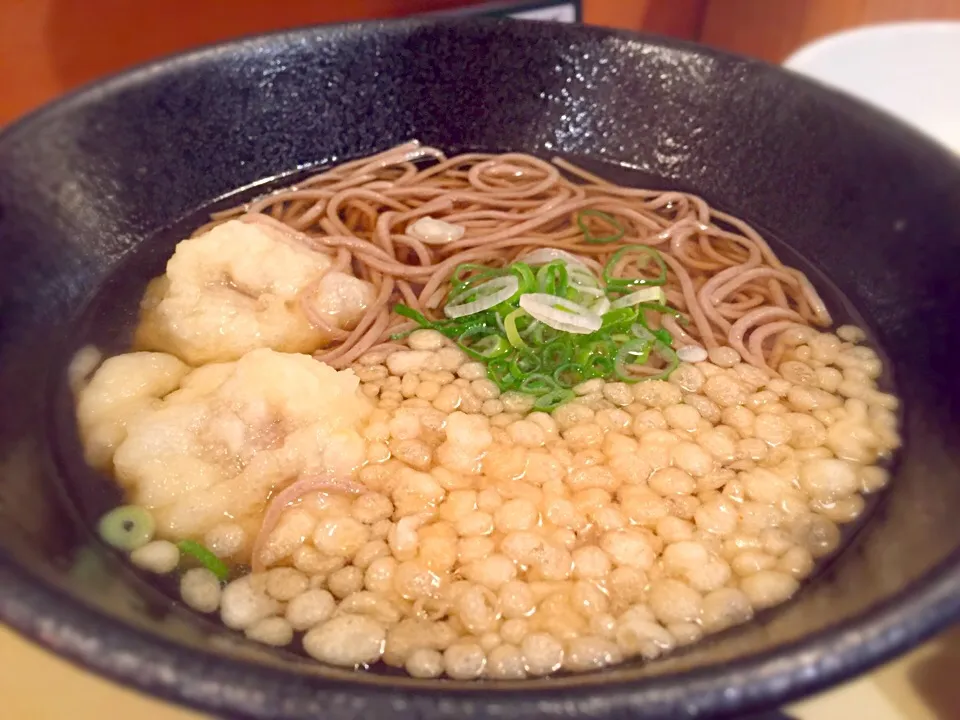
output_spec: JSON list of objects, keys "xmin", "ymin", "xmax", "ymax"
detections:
[{"xmin": 784, "ymin": 21, "xmax": 960, "ymax": 153}]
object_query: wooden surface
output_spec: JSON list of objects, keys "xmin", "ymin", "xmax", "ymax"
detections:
[
  {"xmin": 0, "ymin": 0, "xmax": 691, "ymax": 127},
  {"xmin": 701, "ymin": 0, "xmax": 960, "ymax": 62},
  {"xmin": 4, "ymin": 622, "xmax": 960, "ymax": 720},
  {"xmin": 584, "ymin": 0, "xmax": 705, "ymax": 38},
  {"xmin": 0, "ymin": 0, "xmax": 473, "ymax": 125},
  {"xmin": 5, "ymin": 0, "xmax": 960, "ymax": 125}
]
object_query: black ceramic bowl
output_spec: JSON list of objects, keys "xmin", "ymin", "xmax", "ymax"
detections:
[{"xmin": 2, "ymin": 18, "xmax": 960, "ymax": 720}]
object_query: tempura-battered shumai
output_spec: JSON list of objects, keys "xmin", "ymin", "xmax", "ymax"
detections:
[
  {"xmin": 136, "ymin": 219, "xmax": 374, "ymax": 365},
  {"xmin": 76, "ymin": 144, "xmax": 899, "ymax": 679}
]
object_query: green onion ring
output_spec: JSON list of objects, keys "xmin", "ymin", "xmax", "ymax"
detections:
[
  {"xmin": 394, "ymin": 303, "xmax": 435, "ymax": 328},
  {"xmin": 541, "ymin": 338, "xmax": 573, "ymax": 367},
  {"xmin": 452, "ymin": 263, "xmax": 508, "ymax": 290},
  {"xmin": 615, "ymin": 339, "xmax": 655, "ymax": 381},
  {"xmin": 638, "ymin": 302, "xmax": 690, "ymax": 324},
  {"xmin": 504, "ymin": 309, "xmax": 531, "ymax": 349},
  {"xmin": 534, "ymin": 388, "xmax": 576, "ymax": 410},
  {"xmin": 585, "ymin": 354, "xmax": 616, "ymax": 378},
  {"xmin": 577, "ymin": 209, "xmax": 626, "ymax": 244},
  {"xmin": 488, "ymin": 358, "xmax": 519, "ymax": 390},
  {"xmin": 536, "ymin": 261, "xmax": 569, "ymax": 296},
  {"xmin": 509, "ymin": 262, "xmax": 537, "ymax": 294},
  {"xmin": 98, "ymin": 505, "xmax": 155, "ymax": 552},
  {"xmin": 519, "ymin": 373, "xmax": 559, "ymax": 395},
  {"xmin": 458, "ymin": 326, "xmax": 511, "ymax": 360},
  {"xmin": 647, "ymin": 342, "xmax": 680, "ymax": 381},
  {"xmin": 603, "ymin": 245, "xmax": 668, "ymax": 287},
  {"xmin": 553, "ymin": 362, "xmax": 587, "ymax": 388},
  {"xmin": 178, "ymin": 540, "xmax": 230, "ymax": 582},
  {"xmin": 510, "ymin": 351, "xmax": 542, "ymax": 378}
]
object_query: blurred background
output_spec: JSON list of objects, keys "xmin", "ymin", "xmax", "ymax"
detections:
[
  {"xmin": 2, "ymin": 1, "xmax": 960, "ymax": 719},
  {"xmin": 3, "ymin": 0, "xmax": 960, "ymax": 126}
]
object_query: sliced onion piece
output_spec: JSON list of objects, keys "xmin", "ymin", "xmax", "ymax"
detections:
[
  {"xmin": 504, "ymin": 309, "xmax": 530, "ymax": 349},
  {"xmin": 590, "ymin": 296, "xmax": 611, "ymax": 316},
  {"xmin": 519, "ymin": 293, "xmax": 602, "ymax": 335},
  {"xmin": 609, "ymin": 287, "xmax": 667, "ymax": 311},
  {"xmin": 573, "ymin": 286, "xmax": 604, "ymax": 298},
  {"xmin": 570, "ymin": 286, "xmax": 606, "ymax": 311},
  {"xmin": 407, "ymin": 216, "xmax": 466, "ymax": 245},
  {"xmin": 519, "ymin": 249, "xmax": 601, "ymax": 292},
  {"xmin": 520, "ymin": 248, "xmax": 592, "ymax": 268},
  {"xmin": 445, "ymin": 275, "xmax": 519, "ymax": 318},
  {"xmin": 568, "ymin": 266, "xmax": 602, "ymax": 290}
]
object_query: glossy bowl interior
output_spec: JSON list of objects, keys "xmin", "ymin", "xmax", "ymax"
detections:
[{"xmin": 2, "ymin": 19, "xmax": 960, "ymax": 720}]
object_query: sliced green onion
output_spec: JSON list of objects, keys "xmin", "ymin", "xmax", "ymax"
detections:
[
  {"xmin": 474, "ymin": 335, "xmax": 511, "ymax": 358},
  {"xmin": 536, "ymin": 261, "xmax": 569, "ymax": 296},
  {"xmin": 70, "ymin": 547, "xmax": 112, "ymax": 586},
  {"xmin": 488, "ymin": 358, "xmax": 520, "ymax": 390},
  {"xmin": 652, "ymin": 327, "xmax": 673, "ymax": 346},
  {"xmin": 492, "ymin": 309, "xmax": 507, "ymax": 335},
  {"xmin": 541, "ymin": 338, "xmax": 573, "ymax": 367},
  {"xmin": 530, "ymin": 322, "xmax": 563, "ymax": 346},
  {"xmin": 590, "ymin": 296, "xmax": 611, "ymax": 316},
  {"xmin": 553, "ymin": 362, "xmax": 587, "ymax": 388},
  {"xmin": 458, "ymin": 326, "xmax": 511, "ymax": 360},
  {"xmin": 534, "ymin": 388, "xmax": 575, "ymax": 410},
  {"xmin": 519, "ymin": 293, "xmax": 602, "ymax": 335},
  {"xmin": 609, "ymin": 287, "xmax": 667, "ymax": 310},
  {"xmin": 509, "ymin": 262, "xmax": 537, "ymax": 294},
  {"xmin": 392, "ymin": 246, "xmax": 685, "ymax": 403},
  {"xmin": 519, "ymin": 318, "xmax": 542, "ymax": 340},
  {"xmin": 638, "ymin": 302, "xmax": 690, "ymax": 324},
  {"xmin": 634, "ymin": 315, "xmax": 673, "ymax": 347},
  {"xmin": 576, "ymin": 339, "xmax": 617, "ymax": 365},
  {"xmin": 98, "ymin": 505, "xmax": 155, "ymax": 551},
  {"xmin": 577, "ymin": 209, "xmax": 626, "ymax": 244},
  {"xmin": 585, "ymin": 354, "xmax": 616, "ymax": 378},
  {"xmin": 389, "ymin": 327, "xmax": 416, "ymax": 341},
  {"xmin": 615, "ymin": 338, "xmax": 654, "ymax": 381},
  {"xmin": 394, "ymin": 303, "xmax": 435, "ymax": 329},
  {"xmin": 604, "ymin": 245, "xmax": 668, "ymax": 287},
  {"xmin": 569, "ymin": 285, "xmax": 605, "ymax": 310},
  {"xmin": 504, "ymin": 309, "xmax": 531, "ymax": 349},
  {"xmin": 600, "ymin": 306, "xmax": 639, "ymax": 331},
  {"xmin": 614, "ymin": 338, "xmax": 679, "ymax": 383},
  {"xmin": 393, "ymin": 305, "xmax": 490, "ymax": 342},
  {"xmin": 452, "ymin": 263, "xmax": 507, "ymax": 290},
  {"xmin": 520, "ymin": 373, "xmax": 558, "ymax": 395},
  {"xmin": 445, "ymin": 275, "xmax": 520, "ymax": 319},
  {"xmin": 510, "ymin": 351, "xmax": 541, "ymax": 378},
  {"xmin": 568, "ymin": 264, "xmax": 602, "ymax": 289},
  {"xmin": 177, "ymin": 540, "xmax": 230, "ymax": 582},
  {"xmin": 631, "ymin": 322, "xmax": 658, "ymax": 345},
  {"xmin": 646, "ymin": 343, "xmax": 680, "ymax": 382}
]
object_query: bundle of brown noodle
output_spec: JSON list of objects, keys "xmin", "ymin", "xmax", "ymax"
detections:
[{"xmin": 199, "ymin": 141, "xmax": 831, "ymax": 374}]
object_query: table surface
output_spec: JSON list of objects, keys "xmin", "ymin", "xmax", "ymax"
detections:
[{"xmin": 3, "ymin": 623, "xmax": 958, "ymax": 720}]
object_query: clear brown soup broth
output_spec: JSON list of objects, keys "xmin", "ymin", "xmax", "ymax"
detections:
[{"xmin": 53, "ymin": 153, "xmax": 898, "ymax": 673}]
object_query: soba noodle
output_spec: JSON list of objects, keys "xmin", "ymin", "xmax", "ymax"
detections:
[{"xmin": 202, "ymin": 141, "xmax": 830, "ymax": 374}]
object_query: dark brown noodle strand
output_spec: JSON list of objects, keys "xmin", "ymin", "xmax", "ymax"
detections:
[{"xmin": 196, "ymin": 142, "xmax": 831, "ymax": 371}]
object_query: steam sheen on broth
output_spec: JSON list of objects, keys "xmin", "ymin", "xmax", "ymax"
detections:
[{"xmin": 71, "ymin": 143, "xmax": 900, "ymax": 679}]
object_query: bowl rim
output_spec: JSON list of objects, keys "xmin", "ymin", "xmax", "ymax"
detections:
[{"xmin": 3, "ymin": 16, "xmax": 960, "ymax": 720}]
